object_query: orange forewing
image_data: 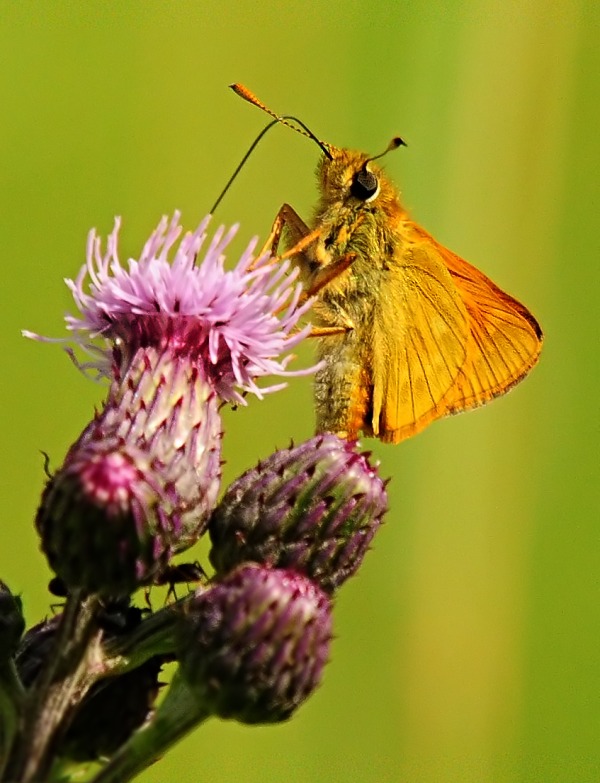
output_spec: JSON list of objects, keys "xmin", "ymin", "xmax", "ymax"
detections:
[{"xmin": 372, "ymin": 223, "xmax": 542, "ymax": 443}]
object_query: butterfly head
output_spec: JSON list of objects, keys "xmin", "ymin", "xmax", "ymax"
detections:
[{"xmin": 316, "ymin": 140, "xmax": 406, "ymax": 215}]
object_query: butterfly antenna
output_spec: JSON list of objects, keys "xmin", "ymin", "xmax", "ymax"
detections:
[
  {"xmin": 231, "ymin": 84, "xmax": 333, "ymax": 160},
  {"xmin": 367, "ymin": 136, "xmax": 407, "ymax": 164},
  {"xmin": 210, "ymin": 117, "xmax": 280, "ymax": 214},
  {"xmin": 210, "ymin": 85, "xmax": 334, "ymax": 215}
]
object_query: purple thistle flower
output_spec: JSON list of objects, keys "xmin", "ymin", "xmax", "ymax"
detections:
[
  {"xmin": 29, "ymin": 214, "xmax": 317, "ymax": 595},
  {"xmin": 39, "ymin": 212, "xmax": 316, "ymax": 403}
]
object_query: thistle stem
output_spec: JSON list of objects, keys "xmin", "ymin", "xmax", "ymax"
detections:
[
  {"xmin": 4, "ymin": 592, "xmax": 102, "ymax": 783},
  {"xmin": 90, "ymin": 671, "xmax": 209, "ymax": 783},
  {"xmin": 101, "ymin": 595, "xmax": 193, "ymax": 674}
]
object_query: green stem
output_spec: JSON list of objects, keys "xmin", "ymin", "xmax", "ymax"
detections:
[
  {"xmin": 101, "ymin": 599, "xmax": 183, "ymax": 675},
  {"xmin": 90, "ymin": 671, "xmax": 210, "ymax": 783},
  {"xmin": 4, "ymin": 592, "xmax": 102, "ymax": 783}
]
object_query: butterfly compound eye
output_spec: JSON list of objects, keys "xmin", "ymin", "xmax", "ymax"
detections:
[{"xmin": 351, "ymin": 166, "xmax": 379, "ymax": 201}]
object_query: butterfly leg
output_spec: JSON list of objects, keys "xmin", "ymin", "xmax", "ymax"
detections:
[
  {"xmin": 300, "ymin": 253, "xmax": 357, "ymax": 300},
  {"xmin": 258, "ymin": 206, "xmax": 367, "ymax": 439},
  {"xmin": 256, "ymin": 203, "xmax": 318, "ymax": 262},
  {"xmin": 266, "ymin": 206, "xmax": 360, "ymax": 303},
  {"xmin": 311, "ymin": 324, "xmax": 352, "ymax": 337}
]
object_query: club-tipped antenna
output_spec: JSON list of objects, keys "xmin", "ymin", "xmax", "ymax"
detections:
[
  {"xmin": 209, "ymin": 87, "xmax": 333, "ymax": 215},
  {"xmin": 366, "ymin": 136, "xmax": 407, "ymax": 165},
  {"xmin": 231, "ymin": 83, "xmax": 333, "ymax": 161}
]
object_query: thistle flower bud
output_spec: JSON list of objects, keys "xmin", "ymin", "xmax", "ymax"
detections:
[
  {"xmin": 36, "ymin": 348, "xmax": 221, "ymax": 596},
  {"xmin": 0, "ymin": 581, "xmax": 25, "ymax": 663},
  {"xmin": 209, "ymin": 434, "xmax": 388, "ymax": 593},
  {"xmin": 177, "ymin": 564, "xmax": 332, "ymax": 724}
]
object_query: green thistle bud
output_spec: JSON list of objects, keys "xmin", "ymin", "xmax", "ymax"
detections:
[
  {"xmin": 177, "ymin": 564, "xmax": 332, "ymax": 724},
  {"xmin": 209, "ymin": 434, "xmax": 388, "ymax": 592}
]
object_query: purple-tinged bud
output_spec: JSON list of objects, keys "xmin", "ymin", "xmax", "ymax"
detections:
[
  {"xmin": 36, "ymin": 347, "xmax": 222, "ymax": 596},
  {"xmin": 0, "ymin": 582, "xmax": 25, "ymax": 663},
  {"xmin": 177, "ymin": 564, "xmax": 332, "ymax": 724},
  {"xmin": 209, "ymin": 434, "xmax": 388, "ymax": 593}
]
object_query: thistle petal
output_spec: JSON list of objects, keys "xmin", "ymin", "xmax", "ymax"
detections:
[{"xmin": 28, "ymin": 213, "xmax": 318, "ymax": 403}]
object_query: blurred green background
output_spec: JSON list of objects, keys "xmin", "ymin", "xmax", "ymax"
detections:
[{"xmin": 1, "ymin": 2, "xmax": 598, "ymax": 782}]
